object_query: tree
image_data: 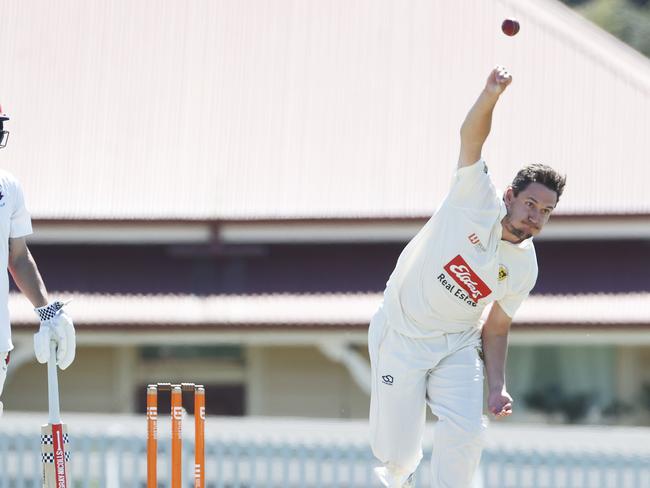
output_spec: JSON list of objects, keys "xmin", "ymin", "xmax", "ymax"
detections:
[{"xmin": 560, "ymin": 0, "xmax": 650, "ymax": 57}]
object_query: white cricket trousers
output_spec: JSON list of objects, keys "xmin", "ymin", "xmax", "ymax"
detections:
[
  {"xmin": 368, "ymin": 309, "xmax": 486, "ymax": 488},
  {"xmin": 0, "ymin": 351, "xmax": 9, "ymax": 397}
]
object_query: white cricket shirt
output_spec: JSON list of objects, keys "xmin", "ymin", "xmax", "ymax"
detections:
[
  {"xmin": 381, "ymin": 159, "xmax": 538, "ymax": 338},
  {"xmin": 0, "ymin": 170, "xmax": 33, "ymax": 352}
]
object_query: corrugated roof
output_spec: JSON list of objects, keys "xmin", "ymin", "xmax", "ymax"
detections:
[
  {"xmin": 0, "ymin": 0, "xmax": 649, "ymax": 220},
  {"xmin": 9, "ymin": 292, "xmax": 650, "ymax": 328}
]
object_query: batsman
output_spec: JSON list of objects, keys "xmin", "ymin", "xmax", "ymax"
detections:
[
  {"xmin": 369, "ymin": 66, "xmax": 566, "ymax": 487},
  {"xmin": 0, "ymin": 107, "xmax": 76, "ymax": 418}
]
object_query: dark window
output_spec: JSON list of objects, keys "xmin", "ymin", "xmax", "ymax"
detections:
[
  {"xmin": 136, "ymin": 383, "xmax": 245, "ymax": 416},
  {"xmin": 140, "ymin": 345, "xmax": 244, "ymax": 363}
]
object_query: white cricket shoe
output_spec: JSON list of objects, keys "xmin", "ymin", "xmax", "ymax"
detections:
[{"xmin": 374, "ymin": 466, "xmax": 416, "ymax": 487}]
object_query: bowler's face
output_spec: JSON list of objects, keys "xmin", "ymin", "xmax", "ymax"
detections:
[{"xmin": 501, "ymin": 183, "xmax": 558, "ymax": 242}]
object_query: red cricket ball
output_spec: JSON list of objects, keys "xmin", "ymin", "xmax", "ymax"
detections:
[{"xmin": 501, "ymin": 18, "xmax": 520, "ymax": 37}]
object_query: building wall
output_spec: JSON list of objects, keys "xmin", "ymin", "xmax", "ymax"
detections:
[
  {"xmin": 247, "ymin": 346, "xmax": 368, "ymax": 419},
  {"xmin": 5, "ymin": 340, "xmax": 649, "ymax": 425},
  {"xmin": 3, "ymin": 343, "xmax": 369, "ymax": 419},
  {"xmin": 3, "ymin": 346, "xmax": 124, "ymax": 413}
]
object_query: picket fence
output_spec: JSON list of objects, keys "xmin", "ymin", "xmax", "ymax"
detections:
[{"xmin": 1, "ymin": 415, "xmax": 649, "ymax": 488}]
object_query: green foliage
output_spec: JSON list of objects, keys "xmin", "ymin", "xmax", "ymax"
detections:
[
  {"xmin": 523, "ymin": 385, "xmax": 596, "ymax": 423},
  {"xmin": 601, "ymin": 399, "xmax": 635, "ymax": 418},
  {"xmin": 561, "ymin": 0, "xmax": 650, "ymax": 57},
  {"xmin": 641, "ymin": 383, "xmax": 650, "ymax": 410}
]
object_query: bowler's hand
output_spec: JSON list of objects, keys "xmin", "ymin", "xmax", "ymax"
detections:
[
  {"xmin": 485, "ymin": 66, "xmax": 512, "ymax": 96},
  {"xmin": 488, "ymin": 388, "xmax": 513, "ymax": 418}
]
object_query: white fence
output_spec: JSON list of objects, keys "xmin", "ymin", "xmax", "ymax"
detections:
[{"xmin": 1, "ymin": 414, "xmax": 649, "ymax": 488}]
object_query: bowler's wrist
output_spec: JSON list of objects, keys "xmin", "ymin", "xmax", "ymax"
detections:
[
  {"xmin": 488, "ymin": 383, "xmax": 506, "ymax": 394},
  {"xmin": 481, "ymin": 87, "xmax": 502, "ymax": 101}
]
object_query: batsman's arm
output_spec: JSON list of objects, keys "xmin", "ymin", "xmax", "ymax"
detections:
[
  {"xmin": 458, "ymin": 66, "xmax": 512, "ymax": 168},
  {"xmin": 8, "ymin": 237, "xmax": 48, "ymax": 308},
  {"xmin": 481, "ymin": 302, "xmax": 514, "ymax": 418}
]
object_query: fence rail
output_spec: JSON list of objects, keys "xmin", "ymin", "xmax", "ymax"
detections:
[{"xmin": 1, "ymin": 431, "xmax": 649, "ymax": 488}]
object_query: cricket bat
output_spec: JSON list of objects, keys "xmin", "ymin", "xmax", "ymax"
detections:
[{"xmin": 41, "ymin": 339, "xmax": 70, "ymax": 487}]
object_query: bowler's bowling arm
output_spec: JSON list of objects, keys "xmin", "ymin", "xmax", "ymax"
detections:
[{"xmin": 458, "ymin": 67, "xmax": 512, "ymax": 168}]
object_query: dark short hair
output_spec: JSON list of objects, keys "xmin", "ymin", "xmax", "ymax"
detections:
[{"xmin": 511, "ymin": 164, "xmax": 566, "ymax": 202}]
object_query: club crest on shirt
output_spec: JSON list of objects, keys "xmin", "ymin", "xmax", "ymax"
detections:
[
  {"xmin": 440, "ymin": 255, "xmax": 492, "ymax": 306},
  {"xmin": 498, "ymin": 265, "xmax": 508, "ymax": 282}
]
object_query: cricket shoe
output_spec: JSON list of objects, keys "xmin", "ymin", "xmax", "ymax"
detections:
[{"xmin": 374, "ymin": 466, "xmax": 416, "ymax": 487}]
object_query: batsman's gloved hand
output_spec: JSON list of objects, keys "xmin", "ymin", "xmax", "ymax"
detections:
[{"xmin": 33, "ymin": 300, "xmax": 76, "ymax": 370}]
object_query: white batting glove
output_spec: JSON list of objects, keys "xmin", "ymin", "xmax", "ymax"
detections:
[{"xmin": 33, "ymin": 300, "xmax": 76, "ymax": 370}]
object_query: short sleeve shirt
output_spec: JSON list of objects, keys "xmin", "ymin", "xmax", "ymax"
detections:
[
  {"xmin": 0, "ymin": 170, "xmax": 33, "ymax": 352},
  {"xmin": 380, "ymin": 160, "xmax": 538, "ymax": 338}
]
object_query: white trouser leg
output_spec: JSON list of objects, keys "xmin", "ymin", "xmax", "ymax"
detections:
[
  {"xmin": 427, "ymin": 342, "xmax": 485, "ymax": 488},
  {"xmin": 368, "ymin": 311, "xmax": 429, "ymax": 478},
  {"xmin": 0, "ymin": 351, "xmax": 9, "ymax": 415},
  {"xmin": 0, "ymin": 351, "xmax": 9, "ymax": 397}
]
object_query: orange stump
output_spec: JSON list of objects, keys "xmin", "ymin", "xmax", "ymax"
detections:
[
  {"xmin": 194, "ymin": 386, "xmax": 205, "ymax": 488},
  {"xmin": 171, "ymin": 385, "xmax": 183, "ymax": 488},
  {"xmin": 146, "ymin": 385, "xmax": 158, "ymax": 488},
  {"xmin": 146, "ymin": 383, "xmax": 205, "ymax": 486}
]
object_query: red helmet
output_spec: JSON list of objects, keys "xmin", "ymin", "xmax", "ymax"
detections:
[{"xmin": 0, "ymin": 105, "xmax": 9, "ymax": 148}]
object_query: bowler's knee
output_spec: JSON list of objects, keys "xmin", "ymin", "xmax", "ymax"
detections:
[
  {"xmin": 464, "ymin": 417, "xmax": 487, "ymax": 447},
  {"xmin": 437, "ymin": 416, "xmax": 486, "ymax": 449}
]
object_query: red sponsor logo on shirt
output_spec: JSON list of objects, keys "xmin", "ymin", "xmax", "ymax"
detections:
[{"xmin": 443, "ymin": 255, "xmax": 492, "ymax": 302}]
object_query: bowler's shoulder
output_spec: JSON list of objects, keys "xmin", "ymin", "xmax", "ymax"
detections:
[
  {"xmin": 447, "ymin": 159, "xmax": 499, "ymax": 210},
  {"xmin": 455, "ymin": 159, "xmax": 490, "ymax": 180},
  {"xmin": 521, "ymin": 242, "xmax": 539, "ymax": 286}
]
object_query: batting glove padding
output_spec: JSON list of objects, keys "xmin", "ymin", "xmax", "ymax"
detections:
[{"xmin": 33, "ymin": 301, "xmax": 76, "ymax": 370}]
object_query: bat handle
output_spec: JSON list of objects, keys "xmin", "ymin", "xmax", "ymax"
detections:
[{"xmin": 47, "ymin": 339, "xmax": 61, "ymax": 424}]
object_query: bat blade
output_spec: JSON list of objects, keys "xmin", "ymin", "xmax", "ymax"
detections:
[{"xmin": 41, "ymin": 422, "xmax": 70, "ymax": 487}]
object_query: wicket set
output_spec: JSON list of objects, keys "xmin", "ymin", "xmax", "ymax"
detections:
[{"xmin": 147, "ymin": 383, "xmax": 205, "ymax": 488}]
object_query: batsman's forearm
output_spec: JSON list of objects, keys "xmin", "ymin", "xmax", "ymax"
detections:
[
  {"xmin": 9, "ymin": 253, "xmax": 48, "ymax": 308},
  {"xmin": 481, "ymin": 329, "xmax": 509, "ymax": 391},
  {"xmin": 460, "ymin": 89, "xmax": 501, "ymax": 149}
]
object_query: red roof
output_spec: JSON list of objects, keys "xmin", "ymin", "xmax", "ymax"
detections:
[
  {"xmin": 1, "ymin": 0, "xmax": 649, "ymax": 220},
  {"xmin": 9, "ymin": 292, "xmax": 650, "ymax": 329}
]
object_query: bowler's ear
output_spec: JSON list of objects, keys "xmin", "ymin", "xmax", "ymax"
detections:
[{"xmin": 503, "ymin": 186, "xmax": 515, "ymax": 208}]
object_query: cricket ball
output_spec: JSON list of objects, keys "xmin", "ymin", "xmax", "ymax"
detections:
[{"xmin": 501, "ymin": 18, "xmax": 520, "ymax": 37}]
